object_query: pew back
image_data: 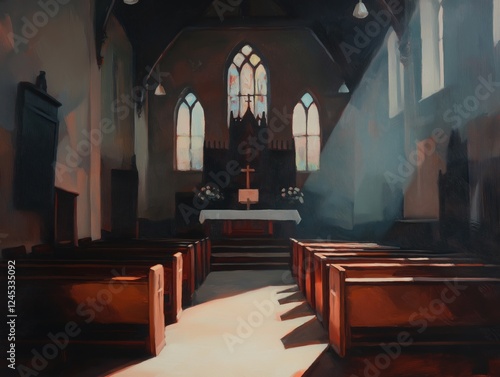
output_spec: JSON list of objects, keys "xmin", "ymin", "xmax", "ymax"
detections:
[
  {"xmin": 16, "ymin": 255, "xmax": 183, "ymax": 324},
  {"xmin": 303, "ymin": 246, "xmax": 460, "ymax": 305},
  {"xmin": 328, "ymin": 263, "xmax": 500, "ymax": 357},
  {"xmin": 3, "ymin": 262, "xmax": 166, "ymax": 356},
  {"xmin": 291, "ymin": 239, "xmax": 400, "ymax": 290},
  {"xmin": 312, "ymin": 253, "xmax": 479, "ymax": 325},
  {"xmin": 312, "ymin": 252, "xmax": 480, "ymax": 325},
  {"xmin": 71, "ymin": 244, "xmax": 195, "ymax": 306}
]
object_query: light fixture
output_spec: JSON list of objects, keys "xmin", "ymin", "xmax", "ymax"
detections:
[
  {"xmin": 353, "ymin": 0, "xmax": 369, "ymax": 19},
  {"xmin": 338, "ymin": 82, "xmax": 350, "ymax": 94},
  {"xmin": 123, "ymin": 0, "xmax": 139, "ymax": 4},
  {"xmin": 155, "ymin": 83, "xmax": 166, "ymax": 96}
]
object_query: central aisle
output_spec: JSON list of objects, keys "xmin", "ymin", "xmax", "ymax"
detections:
[{"xmin": 108, "ymin": 270, "xmax": 328, "ymax": 377}]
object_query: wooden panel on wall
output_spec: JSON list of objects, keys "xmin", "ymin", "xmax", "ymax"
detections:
[
  {"xmin": 54, "ymin": 187, "xmax": 78, "ymax": 246},
  {"xmin": 14, "ymin": 81, "xmax": 61, "ymax": 242},
  {"xmin": 110, "ymin": 169, "xmax": 139, "ymax": 238}
]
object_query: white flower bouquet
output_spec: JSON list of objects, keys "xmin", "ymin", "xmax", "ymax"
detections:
[
  {"xmin": 196, "ymin": 184, "xmax": 224, "ymax": 202},
  {"xmin": 280, "ymin": 186, "xmax": 304, "ymax": 204}
]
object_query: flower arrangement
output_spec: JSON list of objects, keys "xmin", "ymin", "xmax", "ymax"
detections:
[
  {"xmin": 196, "ymin": 184, "xmax": 224, "ymax": 202},
  {"xmin": 280, "ymin": 187, "xmax": 304, "ymax": 204}
]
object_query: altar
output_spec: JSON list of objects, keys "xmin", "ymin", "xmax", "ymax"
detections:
[{"xmin": 199, "ymin": 210, "xmax": 301, "ymax": 238}]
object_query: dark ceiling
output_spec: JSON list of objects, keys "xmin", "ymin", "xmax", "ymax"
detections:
[{"xmin": 96, "ymin": 0, "xmax": 412, "ymax": 92}]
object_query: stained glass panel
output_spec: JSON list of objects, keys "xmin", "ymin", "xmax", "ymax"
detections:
[
  {"xmin": 240, "ymin": 95, "xmax": 255, "ymax": 115},
  {"xmin": 185, "ymin": 93, "xmax": 197, "ymax": 107},
  {"xmin": 229, "ymin": 95, "xmax": 239, "ymax": 119},
  {"xmin": 255, "ymin": 95, "xmax": 267, "ymax": 118},
  {"xmin": 191, "ymin": 102, "xmax": 205, "ymax": 137},
  {"xmin": 255, "ymin": 64, "xmax": 267, "ymax": 95},
  {"xmin": 241, "ymin": 44, "xmax": 253, "ymax": 56},
  {"xmin": 228, "ymin": 64, "xmax": 240, "ymax": 95},
  {"xmin": 177, "ymin": 103, "xmax": 190, "ymax": 136},
  {"xmin": 295, "ymin": 136, "xmax": 307, "ymax": 172},
  {"xmin": 250, "ymin": 54, "xmax": 261, "ymax": 66},
  {"xmin": 233, "ymin": 53, "xmax": 245, "ymax": 68},
  {"xmin": 176, "ymin": 136, "xmax": 190, "ymax": 171},
  {"xmin": 191, "ymin": 136, "xmax": 204, "ymax": 170},
  {"xmin": 308, "ymin": 103, "xmax": 320, "ymax": 135},
  {"xmin": 293, "ymin": 103, "xmax": 306, "ymax": 136},
  {"xmin": 240, "ymin": 63, "xmax": 254, "ymax": 95},
  {"xmin": 301, "ymin": 93, "xmax": 314, "ymax": 108},
  {"xmin": 307, "ymin": 136, "xmax": 320, "ymax": 171}
]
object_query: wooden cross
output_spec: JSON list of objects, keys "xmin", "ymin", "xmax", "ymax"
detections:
[{"xmin": 241, "ymin": 164, "xmax": 255, "ymax": 189}]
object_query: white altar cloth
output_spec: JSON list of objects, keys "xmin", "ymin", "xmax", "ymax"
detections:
[{"xmin": 199, "ymin": 210, "xmax": 301, "ymax": 224}]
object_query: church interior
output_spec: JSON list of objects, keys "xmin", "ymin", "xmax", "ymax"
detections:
[{"xmin": 1, "ymin": 0, "xmax": 500, "ymax": 376}]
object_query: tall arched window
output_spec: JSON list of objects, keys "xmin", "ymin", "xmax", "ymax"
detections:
[
  {"xmin": 176, "ymin": 92, "xmax": 205, "ymax": 171},
  {"xmin": 293, "ymin": 93, "xmax": 320, "ymax": 172},
  {"xmin": 388, "ymin": 30, "xmax": 405, "ymax": 117},
  {"xmin": 420, "ymin": 0, "xmax": 444, "ymax": 99},
  {"xmin": 227, "ymin": 44, "xmax": 268, "ymax": 124}
]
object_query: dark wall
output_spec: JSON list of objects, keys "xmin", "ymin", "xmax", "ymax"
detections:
[{"xmin": 0, "ymin": 0, "xmax": 101, "ymax": 248}]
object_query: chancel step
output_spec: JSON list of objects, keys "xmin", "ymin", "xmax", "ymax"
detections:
[
  {"xmin": 212, "ymin": 253, "xmax": 289, "ymax": 264},
  {"xmin": 211, "ymin": 263, "xmax": 289, "ymax": 271},
  {"xmin": 210, "ymin": 238, "xmax": 291, "ymax": 271},
  {"xmin": 211, "ymin": 238, "xmax": 291, "ymax": 247}
]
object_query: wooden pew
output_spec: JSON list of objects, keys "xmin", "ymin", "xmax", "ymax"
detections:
[
  {"xmin": 74, "ymin": 242, "xmax": 196, "ymax": 306},
  {"xmin": 19, "ymin": 256, "xmax": 183, "ymax": 324},
  {"xmin": 327, "ymin": 263, "xmax": 500, "ymax": 357},
  {"xmin": 291, "ymin": 239, "xmax": 400, "ymax": 292},
  {"xmin": 309, "ymin": 251, "xmax": 479, "ymax": 328},
  {"xmin": 84, "ymin": 237, "xmax": 210, "ymax": 289},
  {"xmin": 2, "ymin": 245, "xmax": 28, "ymax": 259},
  {"xmin": 3, "ymin": 262, "xmax": 166, "ymax": 356},
  {"xmin": 304, "ymin": 246, "xmax": 469, "ymax": 310},
  {"xmin": 153, "ymin": 237, "xmax": 210, "ymax": 288}
]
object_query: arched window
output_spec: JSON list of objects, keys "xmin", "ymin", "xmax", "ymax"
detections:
[
  {"xmin": 227, "ymin": 44, "xmax": 268, "ymax": 124},
  {"xmin": 293, "ymin": 93, "xmax": 320, "ymax": 172},
  {"xmin": 176, "ymin": 92, "xmax": 205, "ymax": 171},
  {"xmin": 388, "ymin": 30, "xmax": 405, "ymax": 117},
  {"xmin": 494, "ymin": 0, "xmax": 500, "ymax": 46},
  {"xmin": 420, "ymin": 0, "xmax": 444, "ymax": 99}
]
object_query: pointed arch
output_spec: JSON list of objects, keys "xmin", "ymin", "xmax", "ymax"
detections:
[
  {"xmin": 226, "ymin": 43, "xmax": 269, "ymax": 124},
  {"xmin": 293, "ymin": 92, "xmax": 320, "ymax": 172},
  {"xmin": 175, "ymin": 90, "xmax": 205, "ymax": 171}
]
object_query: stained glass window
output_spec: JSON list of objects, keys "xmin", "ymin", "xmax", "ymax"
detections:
[
  {"xmin": 176, "ymin": 92, "xmax": 205, "ymax": 171},
  {"xmin": 388, "ymin": 30, "xmax": 405, "ymax": 117},
  {"xmin": 495, "ymin": 0, "xmax": 500, "ymax": 46},
  {"xmin": 420, "ymin": 0, "xmax": 444, "ymax": 99},
  {"xmin": 227, "ymin": 44, "xmax": 268, "ymax": 124},
  {"xmin": 293, "ymin": 93, "xmax": 320, "ymax": 172}
]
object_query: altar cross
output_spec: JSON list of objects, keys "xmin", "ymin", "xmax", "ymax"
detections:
[
  {"xmin": 241, "ymin": 164, "xmax": 255, "ymax": 189},
  {"xmin": 240, "ymin": 164, "xmax": 257, "ymax": 210}
]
